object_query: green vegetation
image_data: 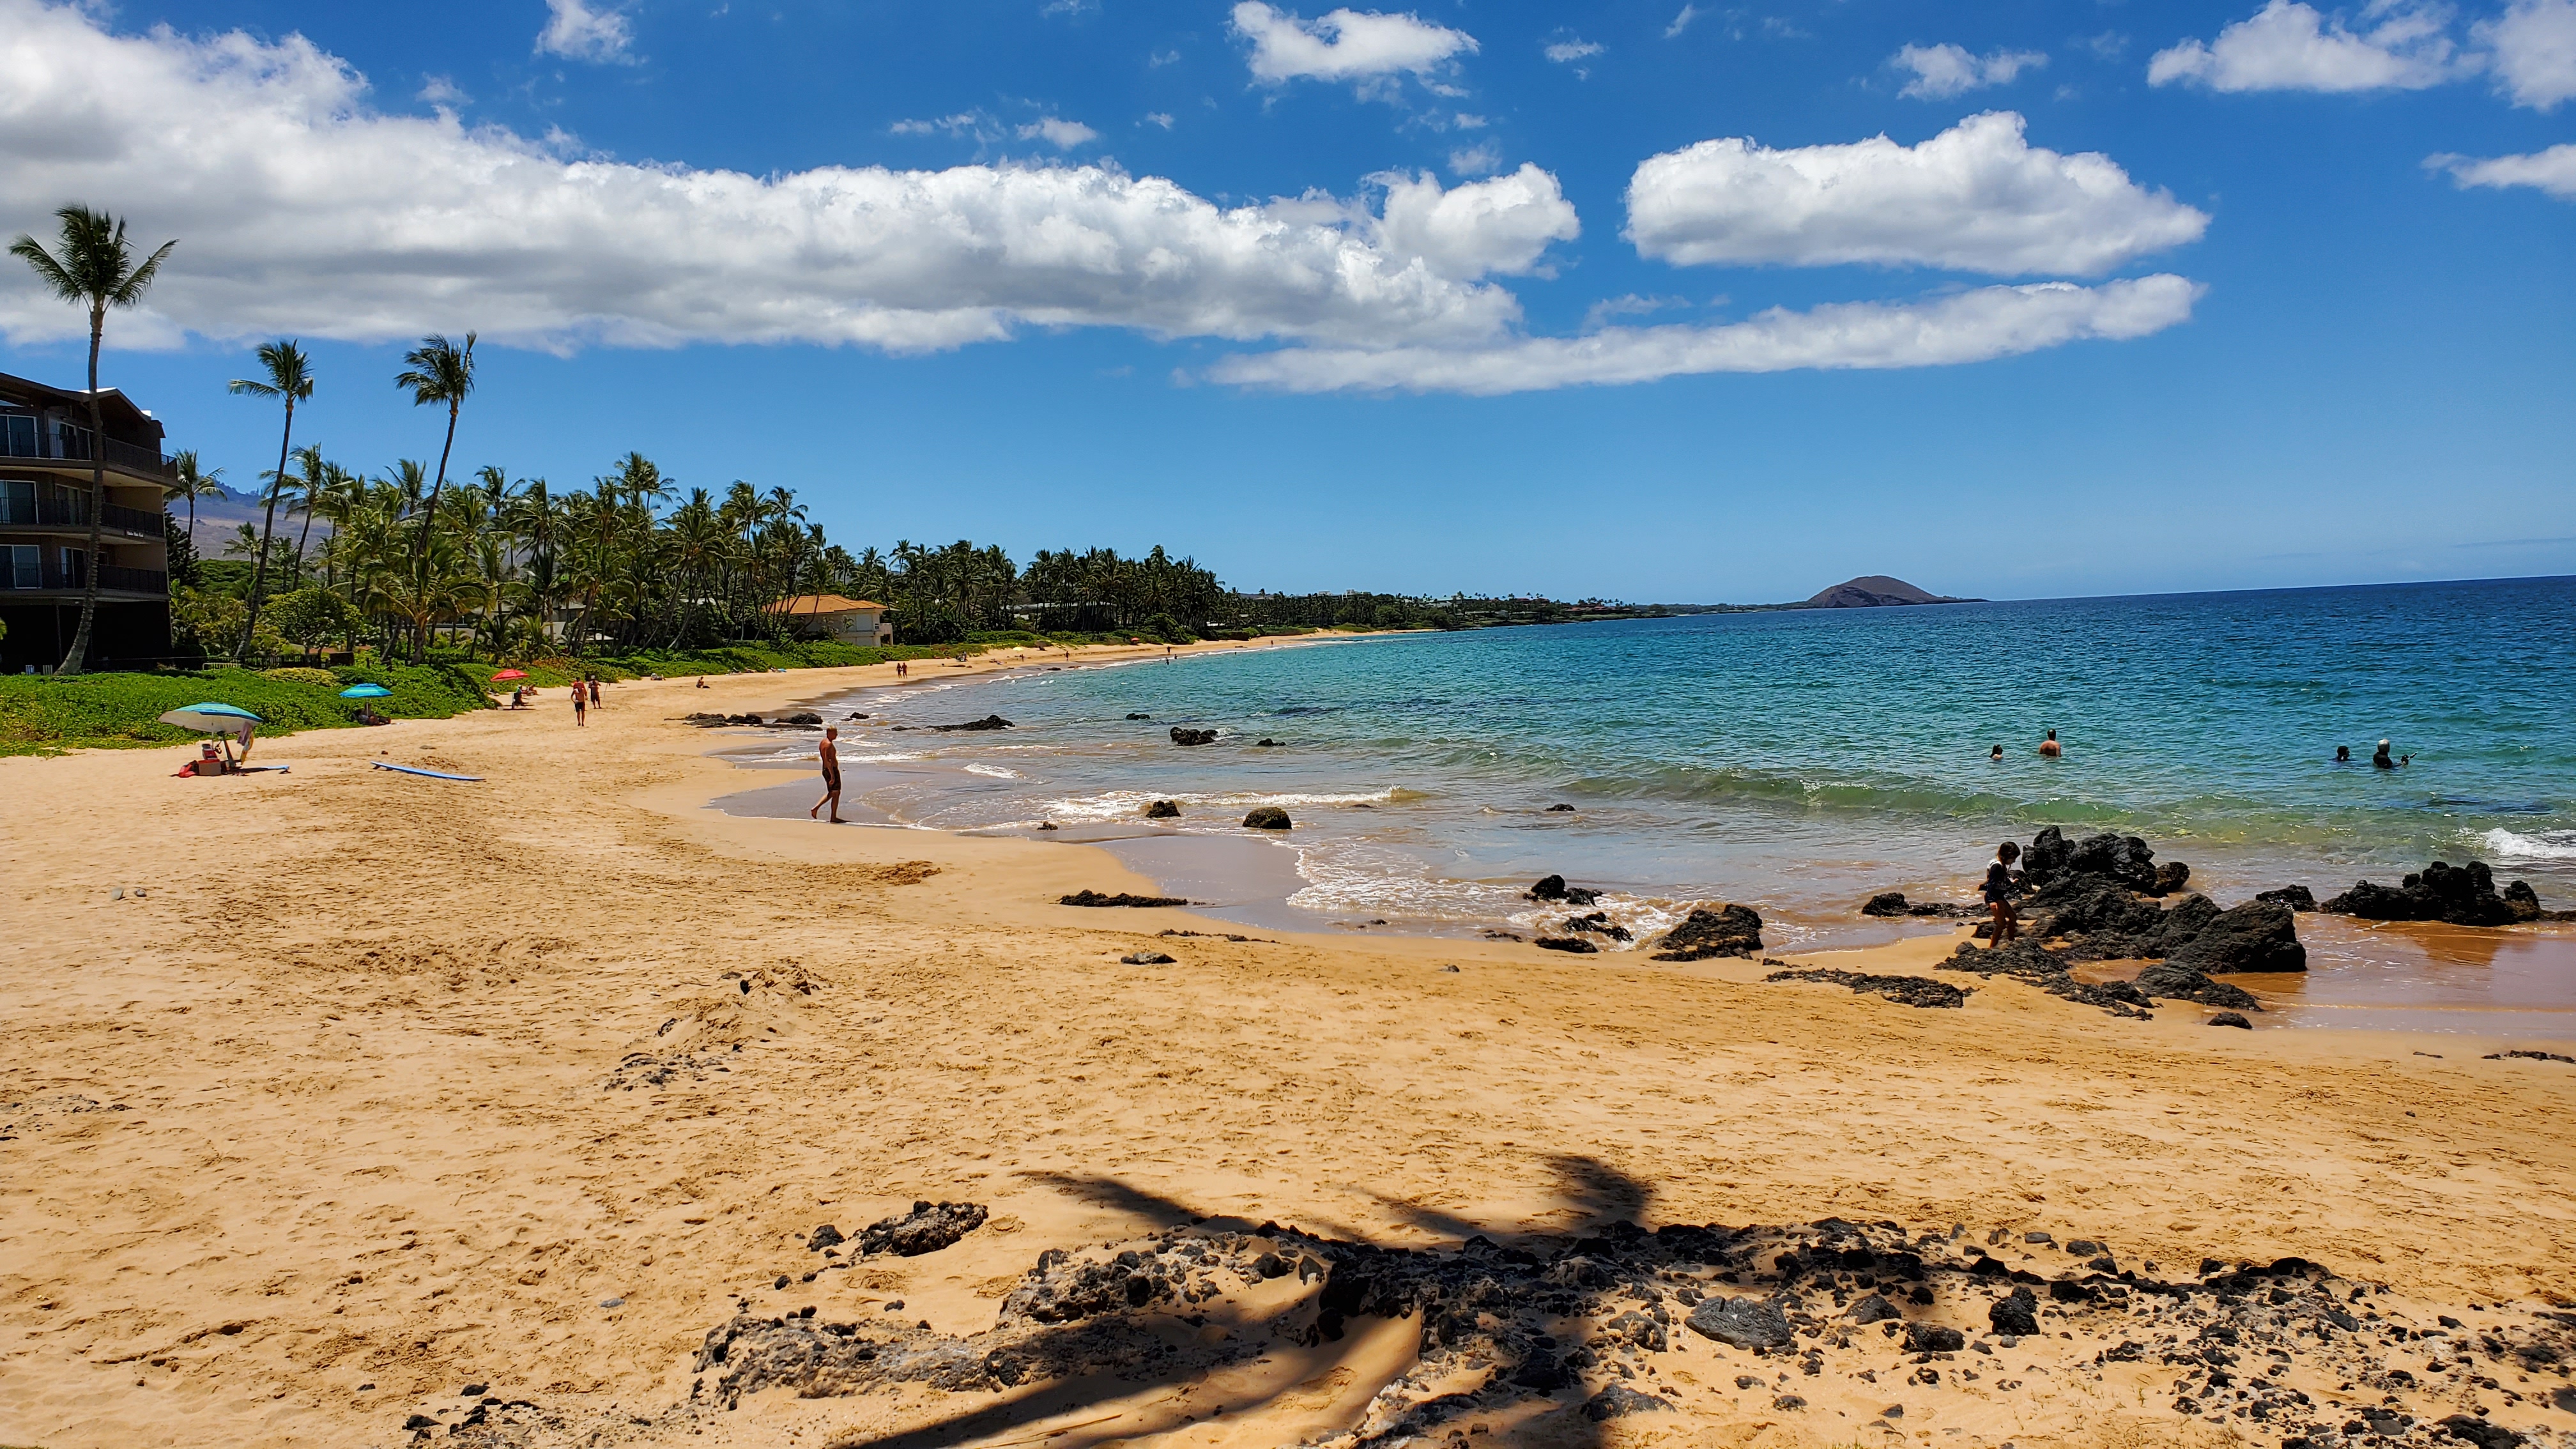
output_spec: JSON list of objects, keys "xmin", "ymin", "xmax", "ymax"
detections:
[{"xmin": 0, "ymin": 663, "xmax": 490, "ymax": 756}]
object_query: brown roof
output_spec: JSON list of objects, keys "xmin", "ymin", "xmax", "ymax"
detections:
[
  {"xmin": 763, "ymin": 595, "xmax": 886, "ymax": 615},
  {"xmin": 0, "ymin": 370, "xmax": 165, "ymax": 442}
]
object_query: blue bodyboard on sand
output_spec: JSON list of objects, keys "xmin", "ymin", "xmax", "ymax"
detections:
[{"xmin": 371, "ymin": 761, "xmax": 482, "ymax": 782}]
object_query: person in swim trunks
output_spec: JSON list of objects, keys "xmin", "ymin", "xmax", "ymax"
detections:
[
  {"xmin": 811, "ymin": 726, "xmax": 843, "ymax": 823},
  {"xmin": 1983, "ymin": 841, "xmax": 2023, "ymax": 946}
]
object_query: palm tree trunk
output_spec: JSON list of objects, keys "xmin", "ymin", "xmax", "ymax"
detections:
[
  {"xmin": 291, "ymin": 493, "xmax": 318, "ymax": 583},
  {"xmin": 234, "ymin": 397, "xmax": 295, "ymax": 662},
  {"xmin": 56, "ymin": 310, "xmax": 110, "ymax": 676},
  {"xmin": 410, "ymin": 399, "xmax": 459, "ymax": 663}
]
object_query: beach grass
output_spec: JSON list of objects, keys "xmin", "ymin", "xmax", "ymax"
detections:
[{"xmin": 0, "ymin": 664, "xmax": 495, "ymax": 756}]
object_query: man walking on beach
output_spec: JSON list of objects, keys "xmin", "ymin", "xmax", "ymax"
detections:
[
  {"xmin": 571, "ymin": 684, "xmax": 586, "ymax": 727},
  {"xmin": 811, "ymin": 726, "xmax": 843, "ymax": 824}
]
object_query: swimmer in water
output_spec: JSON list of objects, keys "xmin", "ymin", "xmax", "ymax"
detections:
[
  {"xmin": 2336, "ymin": 745, "xmax": 2350, "ymax": 763},
  {"xmin": 2373, "ymin": 739, "xmax": 2396, "ymax": 770},
  {"xmin": 2038, "ymin": 729, "xmax": 2062, "ymax": 758},
  {"xmin": 1990, "ymin": 744, "xmax": 2004, "ymax": 762}
]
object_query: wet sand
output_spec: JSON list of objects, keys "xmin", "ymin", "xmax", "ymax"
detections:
[{"xmin": 6, "ymin": 661, "xmax": 2576, "ymax": 1449}]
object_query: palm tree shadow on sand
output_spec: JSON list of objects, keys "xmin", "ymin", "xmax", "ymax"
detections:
[{"xmin": 688, "ymin": 1154, "xmax": 1948, "ymax": 1449}]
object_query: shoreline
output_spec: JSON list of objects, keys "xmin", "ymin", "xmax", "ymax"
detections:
[{"xmin": 4, "ymin": 666, "xmax": 2575, "ymax": 1449}]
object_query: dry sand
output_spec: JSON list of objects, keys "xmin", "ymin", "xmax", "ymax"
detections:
[{"xmin": 4, "ymin": 656, "xmax": 2575, "ymax": 1449}]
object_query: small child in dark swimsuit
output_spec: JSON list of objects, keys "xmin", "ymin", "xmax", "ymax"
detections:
[{"xmin": 1983, "ymin": 841, "xmax": 2023, "ymax": 946}]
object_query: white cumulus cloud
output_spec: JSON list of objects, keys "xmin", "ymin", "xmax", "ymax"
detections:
[
  {"xmin": 1208, "ymin": 275, "xmax": 2203, "ymax": 394},
  {"xmin": 1449, "ymin": 141, "xmax": 1503, "ymax": 176},
  {"xmin": 1891, "ymin": 42, "xmax": 2048, "ymax": 98},
  {"xmin": 1544, "ymin": 38, "xmax": 1605, "ymax": 63},
  {"xmin": 537, "ymin": 0, "xmax": 634, "ymax": 62},
  {"xmin": 1017, "ymin": 117, "xmax": 1100, "ymax": 148},
  {"xmin": 2476, "ymin": 0, "xmax": 2576, "ymax": 107},
  {"xmin": 2148, "ymin": 0, "xmax": 2463, "ymax": 91},
  {"xmin": 1230, "ymin": 2, "xmax": 1476, "ymax": 83},
  {"xmin": 0, "ymin": 0, "xmax": 1574, "ymax": 356},
  {"xmin": 1623, "ymin": 112, "xmax": 2209, "ymax": 277},
  {"xmin": 2432, "ymin": 142, "xmax": 2576, "ymax": 195}
]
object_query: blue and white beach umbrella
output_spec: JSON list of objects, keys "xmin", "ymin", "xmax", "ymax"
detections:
[
  {"xmin": 339, "ymin": 683, "xmax": 393, "ymax": 699},
  {"xmin": 157, "ymin": 702, "xmax": 263, "ymax": 733}
]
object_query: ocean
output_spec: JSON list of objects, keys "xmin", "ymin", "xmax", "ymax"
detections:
[{"xmin": 716, "ymin": 575, "xmax": 2576, "ymax": 1035}]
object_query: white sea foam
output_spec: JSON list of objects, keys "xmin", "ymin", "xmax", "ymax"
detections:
[
  {"xmin": 1038, "ymin": 785, "xmax": 1415, "ymax": 824},
  {"xmin": 965, "ymin": 762, "xmax": 1022, "ymax": 779},
  {"xmin": 2480, "ymin": 827, "xmax": 2576, "ymax": 861},
  {"xmin": 843, "ymin": 751, "xmax": 923, "ymax": 763}
]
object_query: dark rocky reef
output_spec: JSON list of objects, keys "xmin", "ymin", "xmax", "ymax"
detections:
[
  {"xmin": 2322, "ymin": 859, "xmax": 2557, "ymax": 926},
  {"xmin": 1241, "ymin": 806, "xmax": 1292, "ymax": 831},
  {"xmin": 1524, "ymin": 875, "xmax": 1602, "ymax": 907},
  {"xmin": 931, "ymin": 714, "xmax": 1014, "ymax": 733},
  {"xmin": 857, "ymin": 1200, "xmax": 988, "ymax": 1257},
  {"xmin": 1765, "ymin": 967, "xmax": 1970, "ymax": 1009},
  {"xmin": 1861, "ymin": 891, "xmax": 1979, "ymax": 919},
  {"xmin": 1142, "ymin": 800, "xmax": 1181, "ymax": 819},
  {"xmin": 1650, "ymin": 905, "xmax": 1764, "ymax": 962},
  {"xmin": 1059, "ymin": 890, "xmax": 1190, "ymax": 908},
  {"xmin": 1169, "ymin": 726, "xmax": 1218, "ymax": 747}
]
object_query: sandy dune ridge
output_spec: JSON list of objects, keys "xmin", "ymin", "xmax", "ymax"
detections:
[{"xmin": 3, "ymin": 656, "xmax": 2573, "ymax": 1448}]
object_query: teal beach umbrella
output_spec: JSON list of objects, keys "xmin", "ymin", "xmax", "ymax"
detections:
[
  {"xmin": 339, "ymin": 683, "xmax": 393, "ymax": 699},
  {"xmin": 157, "ymin": 702, "xmax": 263, "ymax": 733}
]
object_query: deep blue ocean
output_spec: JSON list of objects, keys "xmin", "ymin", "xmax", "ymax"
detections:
[{"xmin": 718, "ymin": 576, "xmax": 2576, "ymax": 1029}]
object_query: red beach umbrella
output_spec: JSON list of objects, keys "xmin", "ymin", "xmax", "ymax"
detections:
[{"xmin": 491, "ymin": 669, "xmax": 528, "ymax": 681}]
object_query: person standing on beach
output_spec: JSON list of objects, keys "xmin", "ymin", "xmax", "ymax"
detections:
[
  {"xmin": 2038, "ymin": 730, "xmax": 2062, "ymax": 757},
  {"xmin": 571, "ymin": 684, "xmax": 586, "ymax": 727},
  {"xmin": 811, "ymin": 726, "xmax": 843, "ymax": 823},
  {"xmin": 588, "ymin": 677, "xmax": 602, "ymax": 710},
  {"xmin": 1983, "ymin": 841, "xmax": 2023, "ymax": 946}
]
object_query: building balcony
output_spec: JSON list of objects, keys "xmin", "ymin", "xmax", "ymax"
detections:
[
  {"xmin": 0, "ymin": 427, "xmax": 175, "ymax": 485},
  {"xmin": 0, "ymin": 556, "xmax": 167, "ymax": 598},
  {"xmin": 0, "ymin": 494, "xmax": 164, "ymax": 538}
]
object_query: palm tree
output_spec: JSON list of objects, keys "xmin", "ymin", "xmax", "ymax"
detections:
[
  {"xmin": 8, "ymin": 205, "xmax": 177, "ymax": 675},
  {"xmin": 394, "ymin": 332, "xmax": 475, "ymax": 658},
  {"xmin": 226, "ymin": 340, "xmax": 315, "ymax": 660},
  {"xmin": 169, "ymin": 450, "xmax": 224, "ymax": 546}
]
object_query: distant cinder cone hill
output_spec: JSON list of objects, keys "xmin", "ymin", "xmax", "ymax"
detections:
[{"xmin": 1802, "ymin": 576, "xmax": 1981, "ymax": 608}]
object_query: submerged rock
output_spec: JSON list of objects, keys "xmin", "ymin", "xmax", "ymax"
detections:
[
  {"xmin": 2322, "ymin": 860, "xmax": 2523, "ymax": 926},
  {"xmin": 1650, "ymin": 905, "xmax": 1764, "ymax": 962},
  {"xmin": 1524, "ymin": 875, "xmax": 1602, "ymax": 906},
  {"xmin": 1241, "ymin": 806, "xmax": 1292, "ymax": 831},
  {"xmin": 1169, "ymin": 727, "xmax": 1218, "ymax": 747},
  {"xmin": 1561, "ymin": 911, "xmax": 1633, "ymax": 941},
  {"xmin": 931, "ymin": 714, "xmax": 1013, "ymax": 733},
  {"xmin": 1862, "ymin": 891, "xmax": 1980, "ymax": 919},
  {"xmin": 1142, "ymin": 800, "xmax": 1181, "ymax": 819}
]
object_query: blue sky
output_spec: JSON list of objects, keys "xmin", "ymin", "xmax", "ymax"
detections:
[{"xmin": 0, "ymin": 0, "xmax": 2568, "ymax": 602}]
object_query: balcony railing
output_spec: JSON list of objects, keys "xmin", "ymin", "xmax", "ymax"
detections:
[
  {"xmin": 0, "ymin": 495, "xmax": 164, "ymax": 536},
  {"xmin": 0, "ymin": 424, "xmax": 174, "ymax": 480},
  {"xmin": 0, "ymin": 556, "xmax": 168, "ymax": 595}
]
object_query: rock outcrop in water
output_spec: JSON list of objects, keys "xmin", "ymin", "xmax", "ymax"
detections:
[
  {"xmin": 1169, "ymin": 727, "xmax": 1217, "ymax": 747},
  {"xmin": 1241, "ymin": 806, "xmax": 1292, "ymax": 831},
  {"xmin": 1142, "ymin": 800, "xmax": 1181, "ymax": 819},
  {"xmin": 2321, "ymin": 859, "xmax": 2553, "ymax": 926},
  {"xmin": 1650, "ymin": 905, "xmax": 1763, "ymax": 961},
  {"xmin": 2022, "ymin": 826, "xmax": 2188, "ymax": 898},
  {"xmin": 1800, "ymin": 576, "xmax": 1979, "ymax": 608},
  {"xmin": 1524, "ymin": 875, "xmax": 1602, "ymax": 906},
  {"xmin": 1861, "ymin": 891, "xmax": 1979, "ymax": 919},
  {"xmin": 1059, "ymin": 890, "xmax": 1189, "ymax": 908},
  {"xmin": 931, "ymin": 714, "xmax": 1013, "ymax": 733}
]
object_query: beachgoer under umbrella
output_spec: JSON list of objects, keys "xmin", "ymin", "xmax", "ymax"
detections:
[
  {"xmin": 2373, "ymin": 739, "xmax": 2396, "ymax": 769},
  {"xmin": 811, "ymin": 726, "xmax": 843, "ymax": 824},
  {"xmin": 2038, "ymin": 729, "xmax": 2062, "ymax": 758},
  {"xmin": 1983, "ymin": 842, "xmax": 2024, "ymax": 946},
  {"xmin": 572, "ymin": 684, "xmax": 587, "ymax": 727}
]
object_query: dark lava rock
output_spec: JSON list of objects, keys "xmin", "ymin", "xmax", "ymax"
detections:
[
  {"xmin": 1862, "ymin": 891, "xmax": 1977, "ymax": 919},
  {"xmin": 1535, "ymin": 936, "xmax": 1599, "ymax": 954},
  {"xmin": 1121, "ymin": 951, "xmax": 1177, "ymax": 965},
  {"xmin": 1241, "ymin": 806, "xmax": 1292, "ymax": 831},
  {"xmin": 2166, "ymin": 900, "xmax": 2308, "ymax": 974},
  {"xmin": 1989, "ymin": 1288, "xmax": 2040, "ymax": 1337},
  {"xmin": 2503, "ymin": 879, "xmax": 2545, "ymax": 921},
  {"xmin": 2256, "ymin": 885, "xmax": 2318, "ymax": 912},
  {"xmin": 2439, "ymin": 1413, "xmax": 2523, "ymax": 1448},
  {"xmin": 1125, "ymin": 713, "xmax": 1151, "ymax": 720},
  {"xmin": 931, "ymin": 714, "xmax": 1014, "ymax": 733},
  {"xmin": 1941, "ymin": 941, "xmax": 2158, "ymax": 1020},
  {"xmin": 857, "ymin": 1201, "xmax": 987, "ymax": 1257},
  {"xmin": 781, "ymin": 712, "xmax": 824, "ymax": 726},
  {"xmin": 1561, "ymin": 911, "xmax": 1633, "ymax": 941},
  {"xmin": 1581, "ymin": 1384, "xmax": 1673, "ymax": 1420},
  {"xmin": 1169, "ymin": 727, "xmax": 1218, "ymax": 747},
  {"xmin": 1254, "ymin": 738, "xmax": 1282, "ymax": 747},
  {"xmin": 1524, "ymin": 875, "xmax": 1602, "ymax": 906},
  {"xmin": 1059, "ymin": 890, "xmax": 1190, "ymax": 908},
  {"xmin": 1905, "ymin": 1322, "xmax": 1966, "ymax": 1353},
  {"xmin": 1142, "ymin": 800, "xmax": 1181, "ymax": 819},
  {"xmin": 1650, "ymin": 905, "xmax": 1765, "ymax": 962},
  {"xmin": 2155, "ymin": 861, "xmax": 2192, "ymax": 894},
  {"xmin": 1766, "ymin": 967, "xmax": 1968, "ymax": 1009},
  {"xmin": 2486, "ymin": 1049, "xmax": 2576, "ymax": 1064},
  {"xmin": 808, "ymin": 1224, "xmax": 845, "ymax": 1252},
  {"xmin": 2324, "ymin": 859, "xmax": 2522, "ymax": 926},
  {"xmin": 2133, "ymin": 960, "xmax": 2261, "ymax": 1010},
  {"xmin": 2025, "ymin": 825, "xmax": 2168, "ymax": 894},
  {"xmin": 1685, "ymin": 1296, "xmax": 1794, "ymax": 1351},
  {"xmin": 683, "ymin": 712, "xmax": 728, "ymax": 726},
  {"xmin": 1771, "ymin": 1393, "xmax": 1807, "ymax": 1411},
  {"xmin": 2030, "ymin": 874, "xmax": 2168, "ymax": 943},
  {"xmin": 1545, "ymin": 802, "xmax": 1576, "ymax": 812},
  {"xmin": 2209, "ymin": 1011, "xmax": 2253, "ymax": 1029},
  {"xmin": 1850, "ymin": 1293, "xmax": 1901, "ymax": 1324}
]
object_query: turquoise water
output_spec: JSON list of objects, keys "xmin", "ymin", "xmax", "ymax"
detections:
[{"xmin": 727, "ymin": 577, "xmax": 2576, "ymax": 1018}]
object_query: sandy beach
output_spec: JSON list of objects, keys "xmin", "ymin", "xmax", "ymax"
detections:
[{"xmin": 5, "ymin": 656, "xmax": 2574, "ymax": 1449}]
